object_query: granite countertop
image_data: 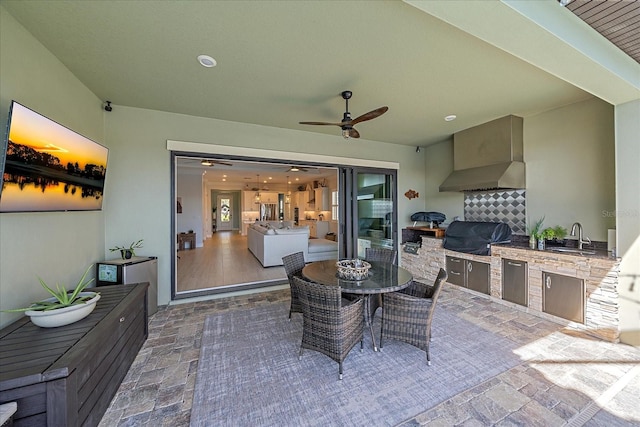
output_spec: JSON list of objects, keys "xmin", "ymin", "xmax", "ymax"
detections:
[{"xmin": 492, "ymin": 241, "xmax": 615, "ymax": 260}]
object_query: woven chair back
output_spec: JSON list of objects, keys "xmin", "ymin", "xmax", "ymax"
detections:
[
  {"xmin": 282, "ymin": 251, "xmax": 305, "ymax": 278},
  {"xmin": 293, "ymin": 276, "xmax": 342, "ymax": 318},
  {"xmin": 365, "ymin": 247, "xmax": 397, "ymax": 264},
  {"xmin": 426, "ymin": 268, "xmax": 447, "ymax": 322}
]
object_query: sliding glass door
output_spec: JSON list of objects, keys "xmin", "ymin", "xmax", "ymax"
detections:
[{"xmin": 339, "ymin": 167, "xmax": 397, "ymax": 261}]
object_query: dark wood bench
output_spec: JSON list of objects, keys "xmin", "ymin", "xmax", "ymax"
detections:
[{"xmin": 0, "ymin": 283, "xmax": 149, "ymax": 426}]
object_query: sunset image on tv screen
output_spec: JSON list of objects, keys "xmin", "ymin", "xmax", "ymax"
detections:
[{"xmin": 0, "ymin": 102, "xmax": 109, "ymax": 212}]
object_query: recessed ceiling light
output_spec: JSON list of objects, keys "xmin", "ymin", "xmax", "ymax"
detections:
[
  {"xmin": 197, "ymin": 54, "xmax": 217, "ymax": 68},
  {"xmin": 444, "ymin": 115, "xmax": 457, "ymax": 122}
]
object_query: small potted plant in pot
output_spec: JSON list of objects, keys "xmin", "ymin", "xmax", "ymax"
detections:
[
  {"xmin": 110, "ymin": 239, "xmax": 143, "ymax": 260},
  {"xmin": 526, "ymin": 216, "xmax": 545, "ymax": 249},
  {"xmin": 544, "ymin": 225, "xmax": 568, "ymax": 246},
  {"xmin": 3, "ymin": 264, "xmax": 100, "ymax": 328}
]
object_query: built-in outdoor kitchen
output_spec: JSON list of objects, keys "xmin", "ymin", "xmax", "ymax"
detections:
[
  {"xmin": 401, "ymin": 115, "xmax": 622, "ymax": 343},
  {"xmin": 402, "ymin": 230, "xmax": 620, "ymax": 343}
]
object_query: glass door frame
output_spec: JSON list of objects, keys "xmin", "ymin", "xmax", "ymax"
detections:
[{"xmin": 338, "ymin": 166, "xmax": 398, "ymax": 261}]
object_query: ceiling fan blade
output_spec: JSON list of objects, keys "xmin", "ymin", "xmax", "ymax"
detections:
[
  {"xmin": 299, "ymin": 121, "xmax": 343, "ymax": 126},
  {"xmin": 349, "ymin": 128, "xmax": 360, "ymax": 138},
  {"xmin": 350, "ymin": 106, "xmax": 388, "ymax": 125},
  {"xmin": 212, "ymin": 160, "xmax": 233, "ymax": 167}
]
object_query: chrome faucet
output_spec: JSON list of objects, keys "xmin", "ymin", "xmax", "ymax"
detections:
[{"xmin": 570, "ymin": 222, "xmax": 591, "ymax": 250}]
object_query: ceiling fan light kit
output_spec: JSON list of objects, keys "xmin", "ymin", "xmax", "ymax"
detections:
[
  {"xmin": 254, "ymin": 174, "xmax": 261, "ymax": 204},
  {"xmin": 200, "ymin": 159, "xmax": 233, "ymax": 167},
  {"xmin": 299, "ymin": 90, "xmax": 388, "ymax": 139}
]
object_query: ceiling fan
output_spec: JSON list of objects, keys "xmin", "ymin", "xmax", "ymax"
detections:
[
  {"xmin": 200, "ymin": 159, "xmax": 233, "ymax": 167},
  {"xmin": 286, "ymin": 165, "xmax": 315, "ymax": 172},
  {"xmin": 299, "ymin": 90, "xmax": 388, "ymax": 139}
]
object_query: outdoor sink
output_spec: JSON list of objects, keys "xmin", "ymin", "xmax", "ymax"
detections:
[{"xmin": 548, "ymin": 247, "xmax": 596, "ymax": 255}]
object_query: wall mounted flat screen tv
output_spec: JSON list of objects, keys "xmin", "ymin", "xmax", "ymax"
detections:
[{"xmin": 0, "ymin": 101, "xmax": 108, "ymax": 212}]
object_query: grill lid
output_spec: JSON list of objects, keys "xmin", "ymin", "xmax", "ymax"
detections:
[{"xmin": 443, "ymin": 221, "xmax": 512, "ymax": 255}]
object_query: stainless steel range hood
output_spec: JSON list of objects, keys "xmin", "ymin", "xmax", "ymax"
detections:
[{"xmin": 439, "ymin": 115, "xmax": 525, "ymax": 192}]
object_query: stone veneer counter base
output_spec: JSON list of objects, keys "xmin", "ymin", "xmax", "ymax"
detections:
[{"xmin": 401, "ymin": 237, "xmax": 621, "ymax": 342}]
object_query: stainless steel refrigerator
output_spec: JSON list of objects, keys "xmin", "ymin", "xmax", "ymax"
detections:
[{"xmin": 96, "ymin": 256, "xmax": 158, "ymax": 315}]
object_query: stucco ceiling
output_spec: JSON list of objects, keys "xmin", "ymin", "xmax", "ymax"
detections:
[{"xmin": 2, "ymin": 1, "xmax": 638, "ymax": 148}]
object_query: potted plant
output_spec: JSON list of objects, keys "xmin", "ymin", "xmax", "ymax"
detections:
[
  {"xmin": 541, "ymin": 225, "xmax": 568, "ymax": 247},
  {"xmin": 3, "ymin": 264, "xmax": 100, "ymax": 328},
  {"xmin": 536, "ymin": 227, "xmax": 553, "ymax": 250},
  {"xmin": 526, "ymin": 216, "xmax": 545, "ymax": 249},
  {"xmin": 110, "ymin": 239, "xmax": 143, "ymax": 260}
]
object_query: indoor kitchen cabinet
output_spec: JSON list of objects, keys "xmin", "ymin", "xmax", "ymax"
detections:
[
  {"xmin": 243, "ymin": 191, "xmax": 258, "ymax": 211},
  {"xmin": 543, "ymin": 272, "xmax": 585, "ymax": 323},
  {"xmin": 259, "ymin": 192, "xmax": 279, "ymax": 204},
  {"xmin": 446, "ymin": 255, "xmax": 490, "ymax": 295},
  {"xmin": 295, "ymin": 191, "xmax": 307, "ymax": 209},
  {"xmin": 314, "ymin": 187, "xmax": 331, "ymax": 211}
]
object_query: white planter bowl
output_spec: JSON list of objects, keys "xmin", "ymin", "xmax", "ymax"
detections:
[{"xmin": 25, "ymin": 292, "xmax": 100, "ymax": 328}]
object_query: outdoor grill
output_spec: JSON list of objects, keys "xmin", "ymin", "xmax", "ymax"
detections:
[{"xmin": 442, "ymin": 221, "xmax": 512, "ymax": 256}]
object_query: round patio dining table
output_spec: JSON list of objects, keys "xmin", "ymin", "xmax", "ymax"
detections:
[{"xmin": 302, "ymin": 259, "xmax": 413, "ymax": 351}]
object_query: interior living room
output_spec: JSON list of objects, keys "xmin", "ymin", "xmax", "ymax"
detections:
[
  {"xmin": 175, "ymin": 157, "xmax": 341, "ymax": 294},
  {"xmin": 0, "ymin": 1, "xmax": 639, "ymax": 426}
]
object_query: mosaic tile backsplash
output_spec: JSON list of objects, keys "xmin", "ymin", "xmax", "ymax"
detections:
[{"xmin": 464, "ymin": 190, "xmax": 526, "ymax": 234}]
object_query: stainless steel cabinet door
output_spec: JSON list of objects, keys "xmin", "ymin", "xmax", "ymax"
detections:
[
  {"xmin": 446, "ymin": 256, "xmax": 466, "ymax": 287},
  {"xmin": 502, "ymin": 259, "xmax": 527, "ymax": 306},
  {"xmin": 467, "ymin": 260, "xmax": 490, "ymax": 295},
  {"xmin": 543, "ymin": 272, "xmax": 584, "ymax": 323}
]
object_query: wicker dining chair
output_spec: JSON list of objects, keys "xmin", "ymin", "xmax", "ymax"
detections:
[
  {"xmin": 282, "ymin": 252, "xmax": 306, "ymax": 319},
  {"xmin": 292, "ymin": 276, "xmax": 364, "ymax": 380},
  {"xmin": 380, "ymin": 268, "xmax": 447, "ymax": 365},
  {"xmin": 363, "ymin": 247, "xmax": 398, "ymax": 318},
  {"xmin": 365, "ymin": 247, "xmax": 397, "ymax": 264}
]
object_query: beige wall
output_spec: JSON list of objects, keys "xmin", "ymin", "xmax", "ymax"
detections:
[
  {"xmin": 0, "ymin": 8, "xmax": 106, "ymax": 328},
  {"xmin": 615, "ymin": 99, "xmax": 640, "ymax": 345},
  {"xmin": 525, "ymin": 97, "xmax": 615, "ymax": 242},
  {"xmin": 423, "ymin": 139, "xmax": 464, "ymax": 221},
  {"xmin": 424, "ymin": 97, "xmax": 615, "ymax": 242}
]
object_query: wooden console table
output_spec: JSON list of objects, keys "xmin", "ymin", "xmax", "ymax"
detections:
[
  {"xmin": 178, "ymin": 232, "xmax": 196, "ymax": 250},
  {"xmin": 0, "ymin": 283, "xmax": 148, "ymax": 427}
]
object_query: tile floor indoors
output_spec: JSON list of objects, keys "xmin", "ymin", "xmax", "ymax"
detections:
[{"xmin": 98, "ymin": 285, "xmax": 640, "ymax": 427}]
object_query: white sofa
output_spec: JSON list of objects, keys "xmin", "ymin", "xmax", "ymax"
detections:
[{"xmin": 247, "ymin": 222, "xmax": 338, "ymax": 267}]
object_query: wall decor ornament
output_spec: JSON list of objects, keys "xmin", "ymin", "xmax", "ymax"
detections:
[{"xmin": 404, "ymin": 189, "xmax": 419, "ymax": 200}]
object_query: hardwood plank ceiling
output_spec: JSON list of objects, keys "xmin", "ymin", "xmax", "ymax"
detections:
[{"xmin": 562, "ymin": 0, "xmax": 640, "ymax": 64}]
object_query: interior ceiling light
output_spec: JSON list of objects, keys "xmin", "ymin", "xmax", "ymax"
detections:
[
  {"xmin": 254, "ymin": 174, "xmax": 261, "ymax": 203},
  {"xmin": 285, "ymin": 175, "xmax": 291, "ymax": 204},
  {"xmin": 197, "ymin": 54, "xmax": 217, "ymax": 68},
  {"xmin": 201, "ymin": 159, "xmax": 213, "ymax": 166},
  {"xmin": 444, "ymin": 115, "xmax": 457, "ymax": 122},
  {"xmin": 289, "ymin": 166, "xmax": 300, "ymax": 172}
]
